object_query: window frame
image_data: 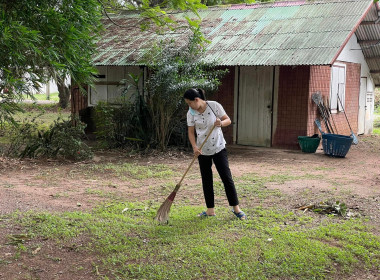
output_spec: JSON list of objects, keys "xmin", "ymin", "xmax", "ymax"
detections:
[{"xmin": 330, "ymin": 63, "xmax": 346, "ymax": 113}]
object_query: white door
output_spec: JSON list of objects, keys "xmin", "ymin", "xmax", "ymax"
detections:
[
  {"xmin": 237, "ymin": 66, "xmax": 273, "ymax": 147},
  {"xmin": 358, "ymin": 77, "xmax": 366, "ymax": 135}
]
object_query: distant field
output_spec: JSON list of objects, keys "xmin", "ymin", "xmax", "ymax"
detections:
[
  {"xmin": 374, "ymin": 108, "xmax": 380, "ymax": 135},
  {"xmin": 23, "ymin": 92, "xmax": 59, "ymax": 102},
  {"xmin": 0, "ymin": 103, "xmax": 71, "ymax": 147},
  {"xmin": 14, "ymin": 102, "xmax": 71, "ymax": 126}
]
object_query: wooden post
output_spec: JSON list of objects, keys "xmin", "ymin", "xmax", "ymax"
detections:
[{"xmin": 70, "ymin": 85, "xmax": 88, "ymax": 126}]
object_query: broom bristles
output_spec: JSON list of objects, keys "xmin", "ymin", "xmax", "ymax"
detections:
[
  {"xmin": 154, "ymin": 199, "xmax": 173, "ymax": 223},
  {"xmin": 154, "ymin": 186, "xmax": 179, "ymax": 223},
  {"xmin": 155, "ymin": 127, "xmax": 215, "ymax": 223}
]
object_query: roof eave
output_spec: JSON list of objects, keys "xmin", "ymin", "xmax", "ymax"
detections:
[{"xmin": 330, "ymin": 0, "xmax": 374, "ymax": 65}]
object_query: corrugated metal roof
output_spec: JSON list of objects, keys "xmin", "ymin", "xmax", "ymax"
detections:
[
  {"xmin": 355, "ymin": 2, "xmax": 380, "ymax": 86},
  {"xmin": 94, "ymin": 0, "xmax": 373, "ymax": 67}
]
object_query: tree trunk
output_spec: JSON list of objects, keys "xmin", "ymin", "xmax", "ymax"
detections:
[{"xmin": 57, "ymin": 79, "xmax": 70, "ymax": 109}]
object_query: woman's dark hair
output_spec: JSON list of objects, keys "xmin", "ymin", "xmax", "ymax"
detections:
[{"xmin": 183, "ymin": 88, "xmax": 206, "ymax": 101}]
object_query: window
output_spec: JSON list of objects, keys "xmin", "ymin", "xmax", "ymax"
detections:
[{"xmin": 330, "ymin": 64, "xmax": 346, "ymax": 113}]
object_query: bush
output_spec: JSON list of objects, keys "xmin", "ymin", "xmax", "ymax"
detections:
[
  {"xmin": 93, "ymin": 76, "xmax": 153, "ymax": 149},
  {"xmin": 92, "ymin": 31, "xmax": 228, "ymax": 151},
  {"xmin": 93, "ymin": 101, "xmax": 117, "ymax": 148},
  {"xmin": 5, "ymin": 116, "xmax": 92, "ymax": 160},
  {"xmin": 113, "ymin": 93, "xmax": 153, "ymax": 148},
  {"xmin": 143, "ymin": 31, "xmax": 228, "ymax": 150}
]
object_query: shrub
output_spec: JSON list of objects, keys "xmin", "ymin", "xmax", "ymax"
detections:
[
  {"xmin": 93, "ymin": 73, "xmax": 153, "ymax": 149},
  {"xmin": 93, "ymin": 101, "xmax": 117, "ymax": 148},
  {"xmin": 113, "ymin": 92, "xmax": 153, "ymax": 148},
  {"xmin": 6, "ymin": 116, "xmax": 92, "ymax": 160},
  {"xmin": 93, "ymin": 32, "xmax": 228, "ymax": 151},
  {"xmin": 143, "ymin": 31, "xmax": 228, "ymax": 150}
]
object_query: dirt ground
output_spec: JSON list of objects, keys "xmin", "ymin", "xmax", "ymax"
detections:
[{"xmin": 0, "ymin": 135, "xmax": 380, "ymax": 280}]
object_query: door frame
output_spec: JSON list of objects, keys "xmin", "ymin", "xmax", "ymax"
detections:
[
  {"xmin": 235, "ymin": 66, "xmax": 275, "ymax": 147},
  {"xmin": 358, "ymin": 77, "xmax": 367, "ymax": 135}
]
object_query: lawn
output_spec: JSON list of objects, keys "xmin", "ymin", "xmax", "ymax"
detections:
[
  {"xmin": 0, "ymin": 103, "xmax": 71, "ymax": 146},
  {"xmin": 8, "ymin": 201, "xmax": 379, "ymax": 280},
  {"xmin": 2, "ymin": 162, "xmax": 379, "ymax": 280},
  {"xmin": 13, "ymin": 103, "xmax": 70, "ymax": 123},
  {"xmin": 23, "ymin": 92, "xmax": 60, "ymax": 102},
  {"xmin": 0, "ymin": 104, "xmax": 379, "ymax": 280},
  {"xmin": 373, "ymin": 107, "xmax": 380, "ymax": 135}
]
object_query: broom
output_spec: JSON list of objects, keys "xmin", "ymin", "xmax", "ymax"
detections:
[{"xmin": 155, "ymin": 125, "xmax": 216, "ymax": 223}]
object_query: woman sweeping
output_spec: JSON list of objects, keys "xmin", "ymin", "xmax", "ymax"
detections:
[{"xmin": 184, "ymin": 88, "xmax": 246, "ymax": 220}]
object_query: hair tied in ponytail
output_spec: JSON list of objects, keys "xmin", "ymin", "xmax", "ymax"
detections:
[
  {"xmin": 183, "ymin": 88, "xmax": 206, "ymax": 101},
  {"xmin": 197, "ymin": 88, "xmax": 206, "ymax": 100}
]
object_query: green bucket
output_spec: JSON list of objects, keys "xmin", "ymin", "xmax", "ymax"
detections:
[{"xmin": 298, "ymin": 135, "xmax": 321, "ymax": 153}]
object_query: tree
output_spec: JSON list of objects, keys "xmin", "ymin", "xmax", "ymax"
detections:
[
  {"xmin": 0, "ymin": 0, "xmax": 103, "ymax": 123},
  {"xmin": 101, "ymin": 0, "xmax": 206, "ymax": 35},
  {"xmin": 0, "ymin": 0, "xmax": 209, "ymax": 121},
  {"xmin": 0, "ymin": 0, "xmax": 236, "ymax": 121},
  {"xmin": 92, "ymin": 32, "xmax": 228, "ymax": 150},
  {"xmin": 143, "ymin": 32, "xmax": 228, "ymax": 150},
  {"xmin": 57, "ymin": 77, "xmax": 71, "ymax": 109}
]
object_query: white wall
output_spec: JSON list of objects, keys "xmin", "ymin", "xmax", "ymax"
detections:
[
  {"xmin": 31, "ymin": 77, "xmax": 70, "ymax": 95},
  {"xmin": 89, "ymin": 66, "xmax": 143, "ymax": 106},
  {"xmin": 29, "ymin": 80, "xmax": 58, "ymax": 95},
  {"xmin": 337, "ymin": 33, "xmax": 371, "ymax": 78},
  {"xmin": 42, "ymin": 80, "xmax": 58, "ymax": 94},
  {"xmin": 337, "ymin": 33, "xmax": 374, "ymax": 134}
]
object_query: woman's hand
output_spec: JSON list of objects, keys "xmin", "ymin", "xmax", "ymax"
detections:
[
  {"xmin": 215, "ymin": 115, "xmax": 231, "ymax": 128},
  {"xmin": 192, "ymin": 145, "xmax": 202, "ymax": 156},
  {"xmin": 214, "ymin": 118, "xmax": 223, "ymax": 127}
]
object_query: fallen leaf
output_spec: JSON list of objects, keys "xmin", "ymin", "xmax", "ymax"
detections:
[{"xmin": 32, "ymin": 247, "xmax": 41, "ymax": 255}]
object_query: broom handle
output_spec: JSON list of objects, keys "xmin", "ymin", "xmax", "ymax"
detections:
[{"xmin": 176, "ymin": 125, "xmax": 216, "ymax": 189}]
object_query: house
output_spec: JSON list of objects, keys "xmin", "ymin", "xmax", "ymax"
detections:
[{"xmin": 71, "ymin": 0, "xmax": 380, "ymax": 149}]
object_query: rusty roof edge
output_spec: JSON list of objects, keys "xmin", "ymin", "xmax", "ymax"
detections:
[
  {"xmin": 192, "ymin": 0, "xmax": 362, "ymax": 11},
  {"xmin": 330, "ymin": 0, "xmax": 374, "ymax": 65}
]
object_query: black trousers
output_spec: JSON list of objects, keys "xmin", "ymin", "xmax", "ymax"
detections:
[{"xmin": 197, "ymin": 148, "xmax": 239, "ymax": 208}]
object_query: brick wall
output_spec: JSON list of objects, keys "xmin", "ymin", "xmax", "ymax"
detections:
[
  {"xmin": 308, "ymin": 65, "xmax": 331, "ymax": 135},
  {"xmin": 213, "ymin": 66, "xmax": 235, "ymax": 144},
  {"xmin": 330, "ymin": 62, "xmax": 360, "ymax": 136},
  {"xmin": 71, "ymin": 85, "xmax": 88, "ymax": 115},
  {"xmin": 273, "ymin": 63, "xmax": 360, "ymax": 150},
  {"xmin": 71, "ymin": 85, "xmax": 95, "ymax": 132},
  {"xmin": 273, "ymin": 66, "xmax": 310, "ymax": 149},
  {"xmin": 308, "ymin": 63, "xmax": 360, "ymax": 136}
]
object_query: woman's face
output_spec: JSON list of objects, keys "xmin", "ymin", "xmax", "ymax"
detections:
[{"xmin": 185, "ymin": 98, "xmax": 202, "ymax": 110}]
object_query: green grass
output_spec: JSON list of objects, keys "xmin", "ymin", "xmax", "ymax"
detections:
[
  {"xmin": 1, "ymin": 103, "xmax": 70, "ymax": 130},
  {"xmin": 23, "ymin": 92, "xmax": 59, "ymax": 102},
  {"xmin": 13, "ymin": 108, "xmax": 70, "ymax": 127},
  {"xmin": 0, "ymin": 104, "xmax": 71, "ymax": 146},
  {"xmin": 1, "ymin": 165, "xmax": 379, "ymax": 279},
  {"xmin": 0, "ymin": 101, "xmax": 378, "ymax": 279},
  {"xmin": 86, "ymin": 162, "xmax": 176, "ymax": 180},
  {"xmin": 373, "ymin": 108, "xmax": 380, "ymax": 135},
  {"xmin": 18, "ymin": 101, "xmax": 65, "ymax": 112},
  {"xmin": 7, "ymin": 202, "xmax": 379, "ymax": 280},
  {"xmin": 235, "ymin": 172, "xmax": 318, "ymax": 199}
]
